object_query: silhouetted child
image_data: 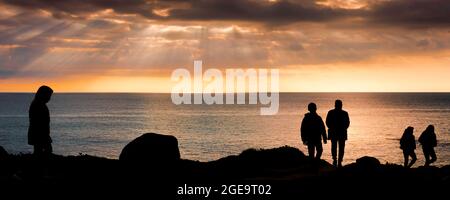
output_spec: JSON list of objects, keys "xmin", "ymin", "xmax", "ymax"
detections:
[
  {"xmin": 400, "ymin": 126, "xmax": 417, "ymax": 168},
  {"xmin": 28, "ymin": 85, "xmax": 54, "ymax": 157},
  {"xmin": 301, "ymin": 103, "xmax": 327, "ymax": 160},
  {"xmin": 418, "ymin": 125, "xmax": 437, "ymax": 166}
]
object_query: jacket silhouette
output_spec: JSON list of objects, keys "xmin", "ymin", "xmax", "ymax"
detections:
[
  {"xmin": 418, "ymin": 125, "xmax": 437, "ymax": 166},
  {"xmin": 326, "ymin": 109, "xmax": 350, "ymax": 141},
  {"xmin": 28, "ymin": 85, "xmax": 53, "ymax": 156},
  {"xmin": 400, "ymin": 126, "xmax": 416, "ymax": 168},
  {"xmin": 326, "ymin": 100, "xmax": 350, "ymax": 167},
  {"xmin": 301, "ymin": 103, "xmax": 327, "ymax": 159}
]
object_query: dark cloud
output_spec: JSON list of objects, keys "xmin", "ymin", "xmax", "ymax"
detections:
[
  {"xmin": 367, "ymin": 0, "xmax": 450, "ymax": 27},
  {"xmin": 0, "ymin": 11, "xmax": 52, "ymax": 29},
  {"xmin": 0, "ymin": 0, "xmax": 159, "ymax": 20},
  {"xmin": 416, "ymin": 39, "xmax": 429, "ymax": 47},
  {"xmin": 0, "ymin": 0, "xmax": 449, "ymax": 79},
  {"xmin": 167, "ymin": 0, "xmax": 349, "ymax": 24},
  {"xmin": 0, "ymin": 0, "xmax": 348, "ymax": 25},
  {"xmin": 0, "ymin": 20, "xmax": 70, "ymax": 73},
  {"xmin": 1, "ymin": 0, "xmax": 449, "ymax": 28},
  {"xmin": 0, "ymin": 69, "xmax": 15, "ymax": 78}
]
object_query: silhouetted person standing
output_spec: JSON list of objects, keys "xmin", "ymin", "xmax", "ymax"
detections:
[
  {"xmin": 301, "ymin": 103, "xmax": 327, "ymax": 159},
  {"xmin": 419, "ymin": 125, "xmax": 437, "ymax": 166},
  {"xmin": 326, "ymin": 100, "xmax": 350, "ymax": 167},
  {"xmin": 28, "ymin": 85, "xmax": 53, "ymax": 157},
  {"xmin": 400, "ymin": 126, "xmax": 417, "ymax": 168}
]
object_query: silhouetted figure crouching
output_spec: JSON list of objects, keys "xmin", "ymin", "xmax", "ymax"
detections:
[
  {"xmin": 28, "ymin": 85, "xmax": 54, "ymax": 157},
  {"xmin": 419, "ymin": 125, "xmax": 437, "ymax": 166},
  {"xmin": 300, "ymin": 103, "xmax": 327, "ymax": 159},
  {"xmin": 400, "ymin": 126, "xmax": 417, "ymax": 168},
  {"xmin": 326, "ymin": 100, "xmax": 350, "ymax": 167}
]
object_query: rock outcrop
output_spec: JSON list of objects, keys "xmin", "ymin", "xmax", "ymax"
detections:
[{"xmin": 119, "ymin": 133, "xmax": 180, "ymax": 163}]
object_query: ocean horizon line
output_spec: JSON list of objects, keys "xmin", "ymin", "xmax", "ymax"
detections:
[{"xmin": 1, "ymin": 91, "xmax": 450, "ymax": 94}]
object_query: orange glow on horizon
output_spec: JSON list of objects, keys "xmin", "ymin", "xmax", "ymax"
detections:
[{"xmin": 1, "ymin": 51, "xmax": 449, "ymax": 93}]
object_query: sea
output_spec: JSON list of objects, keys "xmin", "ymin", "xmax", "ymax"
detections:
[{"xmin": 0, "ymin": 93, "xmax": 449, "ymax": 166}]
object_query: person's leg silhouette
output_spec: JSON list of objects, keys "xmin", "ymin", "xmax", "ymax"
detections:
[
  {"xmin": 308, "ymin": 144, "xmax": 315, "ymax": 159},
  {"xmin": 403, "ymin": 151, "xmax": 409, "ymax": 167},
  {"xmin": 43, "ymin": 143, "xmax": 53, "ymax": 155},
  {"xmin": 338, "ymin": 140, "xmax": 345, "ymax": 167},
  {"xmin": 316, "ymin": 143, "xmax": 323, "ymax": 159},
  {"xmin": 423, "ymin": 147, "xmax": 431, "ymax": 166},
  {"xmin": 429, "ymin": 148, "xmax": 437, "ymax": 164},
  {"xmin": 33, "ymin": 144, "xmax": 44, "ymax": 156},
  {"xmin": 331, "ymin": 140, "xmax": 338, "ymax": 167},
  {"xmin": 408, "ymin": 152, "xmax": 417, "ymax": 168}
]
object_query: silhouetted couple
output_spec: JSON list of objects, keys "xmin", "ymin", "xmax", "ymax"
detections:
[
  {"xmin": 301, "ymin": 100, "xmax": 350, "ymax": 167},
  {"xmin": 28, "ymin": 85, "xmax": 54, "ymax": 158},
  {"xmin": 400, "ymin": 125, "xmax": 437, "ymax": 167}
]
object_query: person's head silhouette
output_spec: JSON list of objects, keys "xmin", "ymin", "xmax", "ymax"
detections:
[
  {"xmin": 426, "ymin": 125, "xmax": 434, "ymax": 133},
  {"xmin": 34, "ymin": 85, "xmax": 53, "ymax": 103},
  {"xmin": 405, "ymin": 126, "xmax": 414, "ymax": 135},
  {"xmin": 308, "ymin": 102, "xmax": 317, "ymax": 113},
  {"xmin": 335, "ymin": 99, "xmax": 343, "ymax": 110}
]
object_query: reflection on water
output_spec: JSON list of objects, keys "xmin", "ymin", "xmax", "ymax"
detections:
[{"xmin": 0, "ymin": 93, "xmax": 449, "ymax": 166}]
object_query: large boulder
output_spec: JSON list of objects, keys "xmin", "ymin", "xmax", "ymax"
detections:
[
  {"xmin": 356, "ymin": 156, "xmax": 381, "ymax": 169},
  {"xmin": 119, "ymin": 133, "xmax": 180, "ymax": 163}
]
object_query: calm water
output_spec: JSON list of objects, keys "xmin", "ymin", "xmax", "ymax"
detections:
[{"xmin": 0, "ymin": 93, "xmax": 449, "ymax": 166}]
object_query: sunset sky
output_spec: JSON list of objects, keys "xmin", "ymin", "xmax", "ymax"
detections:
[{"xmin": 0, "ymin": 0, "xmax": 449, "ymax": 92}]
